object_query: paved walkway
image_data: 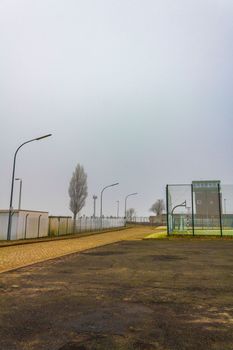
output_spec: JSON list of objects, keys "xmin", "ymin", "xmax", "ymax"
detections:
[{"xmin": 0, "ymin": 226, "xmax": 156, "ymax": 273}]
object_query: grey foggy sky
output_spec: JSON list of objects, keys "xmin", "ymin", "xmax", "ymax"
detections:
[{"xmin": 0, "ymin": 0, "xmax": 233, "ymax": 217}]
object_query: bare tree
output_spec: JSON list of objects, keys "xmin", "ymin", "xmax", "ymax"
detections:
[
  {"xmin": 150, "ymin": 199, "xmax": 165, "ymax": 216},
  {"xmin": 126, "ymin": 208, "xmax": 136, "ymax": 220},
  {"xmin": 68, "ymin": 164, "xmax": 88, "ymax": 229}
]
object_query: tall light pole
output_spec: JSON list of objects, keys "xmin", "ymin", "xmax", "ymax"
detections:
[
  {"xmin": 125, "ymin": 192, "xmax": 138, "ymax": 218},
  {"xmin": 93, "ymin": 195, "xmax": 97, "ymax": 217},
  {"xmin": 15, "ymin": 178, "xmax": 22, "ymax": 210},
  {"xmin": 116, "ymin": 200, "xmax": 119, "ymax": 218},
  {"xmin": 7, "ymin": 134, "xmax": 52, "ymax": 240},
  {"xmin": 100, "ymin": 182, "xmax": 119, "ymax": 220}
]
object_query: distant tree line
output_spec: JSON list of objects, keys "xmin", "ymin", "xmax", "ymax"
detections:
[
  {"xmin": 126, "ymin": 208, "xmax": 136, "ymax": 220},
  {"xmin": 68, "ymin": 163, "xmax": 165, "ymax": 221},
  {"xmin": 150, "ymin": 199, "xmax": 165, "ymax": 216}
]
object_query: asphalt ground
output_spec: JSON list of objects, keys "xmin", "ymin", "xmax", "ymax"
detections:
[{"xmin": 0, "ymin": 232, "xmax": 233, "ymax": 350}]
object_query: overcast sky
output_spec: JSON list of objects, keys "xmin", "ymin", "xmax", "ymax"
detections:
[{"xmin": 0, "ymin": 0, "xmax": 233, "ymax": 217}]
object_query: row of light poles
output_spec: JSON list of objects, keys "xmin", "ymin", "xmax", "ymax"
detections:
[
  {"xmin": 92, "ymin": 186, "xmax": 138, "ymax": 218},
  {"xmin": 7, "ymin": 133, "xmax": 138, "ymax": 240},
  {"xmin": 100, "ymin": 182, "xmax": 119, "ymax": 219}
]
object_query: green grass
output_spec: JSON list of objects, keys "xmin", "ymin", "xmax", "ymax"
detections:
[
  {"xmin": 144, "ymin": 232, "xmax": 168, "ymax": 239},
  {"xmin": 145, "ymin": 229, "xmax": 233, "ymax": 239},
  {"xmin": 171, "ymin": 229, "xmax": 233, "ymax": 236}
]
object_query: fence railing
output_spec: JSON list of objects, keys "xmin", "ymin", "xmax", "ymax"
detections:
[
  {"xmin": 49, "ymin": 217, "xmax": 126, "ymax": 236},
  {"xmin": 126, "ymin": 217, "xmax": 150, "ymax": 223},
  {"xmin": 126, "ymin": 216, "xmax": 166, "ymax": 226}
]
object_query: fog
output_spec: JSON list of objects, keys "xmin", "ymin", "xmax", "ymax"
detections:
[{"xmin": 0, "ymin": 0, "xmax": 233, "ymax": 217}]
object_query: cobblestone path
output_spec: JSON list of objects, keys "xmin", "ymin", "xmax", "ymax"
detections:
[{"xmin": 0, "ymin": 226, "xmax": 156, "ymax": 273}]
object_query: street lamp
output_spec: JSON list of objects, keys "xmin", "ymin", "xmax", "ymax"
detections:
[
  {"xmin": 100, "ymin": 183, "xmax": 119, "ymax": 220},
  {"xmin": 15, "ymin": 178, "xmax": 22, "ymax": 210},
  {"xmin": 7, "ymin": 134, "xmax": 52, "ymax": 240},
  {"xmin": 125, "ymin": 192, "xmax": 138, "ymax": 218}
]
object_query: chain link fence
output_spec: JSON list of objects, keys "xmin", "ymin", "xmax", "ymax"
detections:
[
  {"xmin": 126, "ymin": 217, "xmax": 166, "ymax": 226},
  {"xmin": 166, "ymin": 182, "xmax": 233, "ymax": 236},
  {"xmin": 127, "ymin": 217, "xmax": 150, "ymax": 223}
]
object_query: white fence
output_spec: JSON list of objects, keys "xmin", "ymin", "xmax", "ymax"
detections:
[
  {"xmin": 0, "ymin": 212, "xmax": 126, "ymax": 240},
  {"xmin": 126, "ymin": 216, "xmax": 167, "ymax": 225},
  {"xmin": 0, "ymin": 210, "xmax": 49, "ymax": 240},
  {"xmin": 49, "ymin": 217, "xmax": 126, "ymax": 236},
  {"xmin": 127, "ymin": 217, "xmax": 150, "ymax": 223}
]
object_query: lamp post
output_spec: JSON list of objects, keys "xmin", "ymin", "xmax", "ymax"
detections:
[
  {"xmin": 116, "ymin": 200, "xmax": 119, "ymax": 218},
  {"xmin": 100, "ymin": 182, "xmax": 119, "ymax": 224},
  {"xmin": 125, "ymin": 192, "xmax": 138, "ymax": 219},
  {"xmin": 93, "ymin": 195, "xmax": 97, "ymax": 217},
  {"xmin": 7, "ymin": 134, "xmax": 52, "ymax": 240},
  {"xmin": 15, "ymin": 178, "xmax": 22, "ymax": 210}
]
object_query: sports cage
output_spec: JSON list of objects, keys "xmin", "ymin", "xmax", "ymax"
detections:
[{"xmin": 166, "ymin": 182, "xmax": 233, "ymax": 236}]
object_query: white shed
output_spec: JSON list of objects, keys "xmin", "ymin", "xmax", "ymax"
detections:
[{"xmin": 0, "ymin": 210, "xmax": 49, "ymax": 240}]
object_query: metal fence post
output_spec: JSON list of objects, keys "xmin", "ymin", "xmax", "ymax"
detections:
[
  {"xmin": 24, "ymin": 214, "xmax": 29, "ymax": 239},
  {"xmin": 166, "ymin": 185, "xmax": 169, "ymax": 236},
  {"xmin": 48, "ymin": 217, "xmax": 51, "ymax": 237},
  {"xmin": 218, "ymin": 183, "xmax": 223, "ymax": 237},
  {"xmin": 191, "ymin": 184, "xmax": 195, "ymax": 236},
  {"xmin": 37, "ymin": 215, "xmax": 42, "ymax": 238},
  {"xmin": 58, "ymin": 218, "xmax": 60, "ymax": 236}
]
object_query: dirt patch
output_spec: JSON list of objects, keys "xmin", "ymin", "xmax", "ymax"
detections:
[
  {"xmin": 58, "ymin": 335, "xmax": 158, "ymax": 350},
  {"xmin": 80, "ymin": 251, "xmax": 126, "ymax": 256},
  {"xmin": 150, "ymin": 254, "xmax": 185, "ymax": 261},
  {"xmin": 0, "ymin": 239, "xmax": 233, "ymax": 350}
]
